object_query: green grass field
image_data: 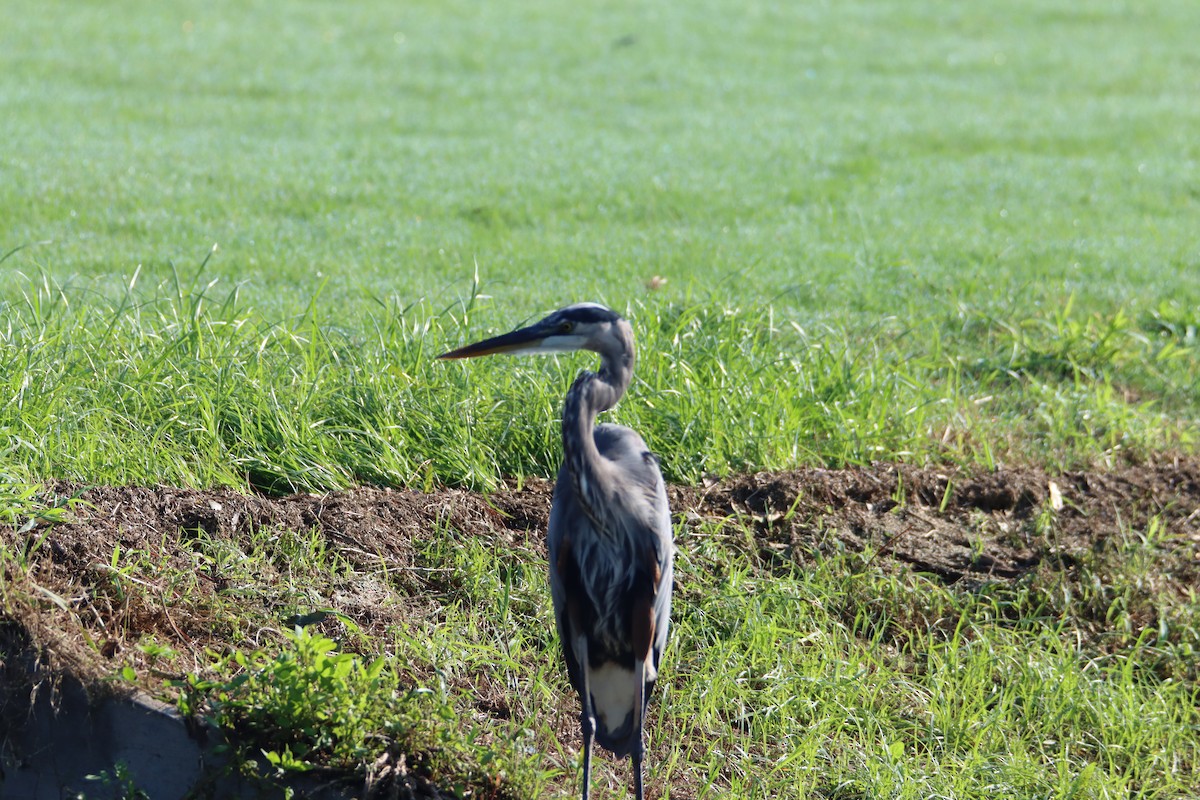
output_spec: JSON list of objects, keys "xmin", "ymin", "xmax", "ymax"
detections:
[
  {"xmin": 2, "ymin": 0, "xmax": 1199, "ymax": 797},
  {"xmin": 2, "ymin": 0, "xmax": 1199, "ymax": 488}
]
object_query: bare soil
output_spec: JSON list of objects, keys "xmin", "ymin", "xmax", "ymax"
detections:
[
  {"xmin": 6, "ymin": 460, "xmax": 1198, "ymax": 680},
  {"xmin": 696, "ymin": 460, "xmax": 1200, "ymax": 583}
]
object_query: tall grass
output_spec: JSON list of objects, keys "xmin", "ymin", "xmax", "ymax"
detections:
[{"xmin": 1, "ymin": 272, "xmax": 1195, "ymax": 492}]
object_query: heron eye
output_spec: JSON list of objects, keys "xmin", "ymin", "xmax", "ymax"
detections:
[{"xmin": 559, "ymin": 321, "xmax": 574, "ymax": 333}]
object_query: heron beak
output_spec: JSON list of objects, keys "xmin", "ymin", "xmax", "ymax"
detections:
[{"xmin": 437, "ymin": 324, "xmax": 548, "ymax": 360}]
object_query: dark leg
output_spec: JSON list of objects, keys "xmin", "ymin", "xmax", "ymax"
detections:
[
  {"xmin": 632, "ymin": 658, "xmax": 647, "ymax": 800},
  {"xmin": 576, "ymin": 636, "xmax": 595, "ymax": 800},
  {"xmin": 580, "ymin": 715, "xmax": 594, "ymax": 800}
]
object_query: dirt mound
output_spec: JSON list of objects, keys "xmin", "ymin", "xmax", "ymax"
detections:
[
  {"xmin": 4, "ymin": 479, "xmax": 555, "ymax": 679},
  {"xmin": 691, "ymin": 460, "xmax": 1200, "ymax": 583},
  {"xmin": 2, "ymin": 460, "xmax": 1192, "ymax": 676}
]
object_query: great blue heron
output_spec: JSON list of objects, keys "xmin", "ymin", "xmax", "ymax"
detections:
[{"xmin": 439, "ymin": 302, "xmax": 674, "ymax": 800}]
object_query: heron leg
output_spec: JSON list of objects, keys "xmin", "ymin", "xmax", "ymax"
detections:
[
  {"xmin": 631, "ymin": 657, "xmax": 647, "ymax": 800},
  {"xmin": 575, "ymin": 635, "xmax": 595, "ymax": 800}
]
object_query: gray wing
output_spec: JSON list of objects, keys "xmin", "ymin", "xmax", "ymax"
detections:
[
  {"xmin": 590, "ymin": 424, "xmax": 673, "ymax": 674},
  {"xmin": 547, "ymin": 422, "xmax": 673, "ymax": 692}
]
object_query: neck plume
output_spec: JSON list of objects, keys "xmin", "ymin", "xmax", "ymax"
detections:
[{"xmin": 561, "ymin": 324, "xmax": 635, "ymax": 529}]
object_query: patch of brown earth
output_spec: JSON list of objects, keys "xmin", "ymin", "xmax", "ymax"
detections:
[
  {"xmin": 689, "ymin": 460, "xmax": 1200, "ymax": 584},
  {"xmin": 4, "ymin": 481, "xmax": 556, "ymax": 682},
  {"xmin": 4, "ymin": 460, "xmax": 1197, "ymax": 687}
]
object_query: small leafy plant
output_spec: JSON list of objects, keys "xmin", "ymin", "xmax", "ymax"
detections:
[
  {"xmin": 182, "ymin": 627, "xmax": 414, "ymax": 771},
  {"xmin": 73, "ymin": 762, "xmax": 150, "ymax": 800},
  {"xmin": 179, "ymin": 627, "xmax": 527, "ymax": 797}
]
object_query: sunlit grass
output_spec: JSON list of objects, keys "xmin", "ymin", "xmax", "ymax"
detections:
[
  {"xmin": 0, "ymin": 272, "xmax": 1195, "ymax": 493},
  {"xmin": 2, "ymin": 0, "xmax": 1199, "ymax": 317},
  {"xmin": 2, "ymin": 0, "xmax": 1198, "ymax": 486},
  {"xmin": 156, "ymin": 510, "xmax": 1200, "ymax": 798}
]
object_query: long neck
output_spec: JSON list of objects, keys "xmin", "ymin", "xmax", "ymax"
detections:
[{"xmin": 561, "ymin": 330, "xmax": 634, "ymax": 523}]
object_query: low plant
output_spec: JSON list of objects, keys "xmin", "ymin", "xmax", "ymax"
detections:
[{"xmin": 179, "ymin": 627, "xmax": 536, "ymax": 798}]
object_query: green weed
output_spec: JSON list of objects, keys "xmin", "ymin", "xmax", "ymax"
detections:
[{"xmin": 180, "ymin": 627, "xmax": 540, "ymax": 797}]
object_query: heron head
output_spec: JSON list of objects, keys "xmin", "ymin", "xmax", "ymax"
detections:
[{"xmin": 438, "ymin": 302, "xmax": 627, "ymax": 361}]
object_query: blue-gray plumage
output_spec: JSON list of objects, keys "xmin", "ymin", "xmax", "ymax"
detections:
[{"xmin": 439, "ymin": 303, "xmax": 674, "ymax": 800}]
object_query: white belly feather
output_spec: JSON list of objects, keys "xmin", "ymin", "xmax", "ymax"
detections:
[{"xmin": 588, "ymin": 659, "xmax": 657, "ymax": 733}]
